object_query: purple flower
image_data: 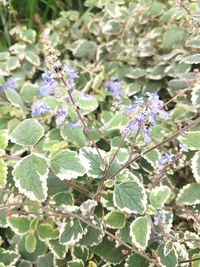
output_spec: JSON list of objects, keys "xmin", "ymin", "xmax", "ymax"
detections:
[
  {"xmin": 55, "ymin": 106, "xmax": 68, "ymax": 126},
  {"xmin": 125, "ymin": 97, "xmax": 143, "ymax": 115},
  {"xmin": 65, "ymin": 65, "xmax": 79, "ymax": 90},
  {"xmin": 179, "ymin": 144, "xmax": 188, "ymax": 153},
  {"xmin": 39, "ymin": 73, "xmax": 55, "ymax": 96},
  {"xmin": 142, "ymin": 127, "xmax": 151, "ymax": 144},
  {"xmin": 154, "ymin": 216, "xmax": 159, "ymax": 226},
  {"xmin": 69, "ymin": 120, "xmax": 81, "ymax": 129},
  {"xmin": 105, "ymin": 77, "xmax": 122, "ymax": 100},
  {"xmin": 157, "ymin": 153, "xmax": 173, "ymax": 166},
  {"xmin": 31, "ymin": 102, "xmax": 51, "ymax": 115},
  {"xmin": 0, "ymin": 78, "xmax": 16, "ymax": 91}
]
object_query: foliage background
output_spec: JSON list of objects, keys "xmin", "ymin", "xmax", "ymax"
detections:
[{"xmin": 0, "ymin": 0, "xmax": 200, "ymax": 267}]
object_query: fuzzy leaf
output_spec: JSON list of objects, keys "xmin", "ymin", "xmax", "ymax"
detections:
[
  {"xmin": 47, "ymin": 239, "xmax": 67, "ymax": 259},
  {"xmin": 176, "ymin": 183, "xmax": 200, "ymax": 205},
  {"xmin": 50, "ymin": 150, "xmax": 86, "ymax": 180},
  {"xmin": 8, "ymin": 215, "xmax": 30, "ymax": 235},
  {"xmin": 104, "ymin": 210, "xmax": 126, "ymax": 229},
  {"xmin": 79, "ymin": 147, "xmax": 105, "ymax": 178},
  {"xmin": 113, "ymin": 180, "xmax": 147, "ymax": 214},
  {"xmin": 10, "ymin": 119, "xmax": 44, "ymax": 146},
  {"xmin": 150, "ymin": 185, "xmax": 171, "ymax": 209},
  {"xmin": 125, "ymin": 254, "xmax": 149, "ymax": 267},
  {"xmin": 12, "ymin": 153, "xmax": 48, "ymax": 202},
  {"xmin": 5, "ymin": 89, "xmax": 25, "ymax": 108},
  {"xmin": 25, "ymin": 233, "xmax": 37, "ymax": 253},
  {"xmin": 38, "ymin": 224, "xmax": 59, "ymax": 241},
  {"xmin": 0, "ymin": 248, "xmax": 19, "ymax": 266},
  {"xmin": 67, "ymin": 259, "xmax": 84, "ymax": 267},
  {"xmin": 130, "ymin": 216, "xmax": 151, "ymax": 250},
  {"xmin": 90, "ymin": 237, "xmax": 125, "ymax": 264},
  {"xmin": 0, "ymin": 160, "xmax": 7, "ymax": 188},
  {"xmin": 59, "ymin": 219, "xmax": 84, "ymax": 246},
  {"xmin": 0, "ymin": 130, "xmax": 8, "ymax": 149},
  {"xmin": 24, "ymin": 51, "xmax": 40, "ymax": 66},
  {"xmin": 178, "ymin": 131, "xmax": 200, "ymax": 151},
  {"xmin": 191, "ymin": 151, "xmax": 200, "ymax": 183},
  {"xmin": 157, "ymin": 244, "xmax": 178, "ymax": 267},
  {"xmin": 192, "ymin": 82, "xmax": 200, "ymax": 108}
]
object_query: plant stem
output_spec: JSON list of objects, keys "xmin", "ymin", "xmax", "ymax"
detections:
[
  {"xmin": 60, "ymin": 76, "xmax": 105, "ymax": 165},
  {"xmin": 109, "ymin": 116, "xmax": 200, "ymax": 179}
]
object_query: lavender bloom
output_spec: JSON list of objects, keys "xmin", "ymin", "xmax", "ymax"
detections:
[
  {"xmin": 69, "ymin": 120, "xmax": 81, "ymax": 129},
  {"xmin": 39, "ymin": 73, "xmax": 55, "ymax": 96},
  {"xmin": 55, "ymin": 106, "xmax": 68, "ymax": 126},
  {"xmin": 123, "ymin": 92, "xmax": 168, "ymax": 144},
  {"xmin": 154, "ymin": 216, "xmax": 159, "ymax": 226},
  {"xmin": 0, "ymin": 78, "xmax": 16, "ymax": 91},
  {"xmin": 105, "ymin": 77, "xmax": 122, "ymax": 100},
  {"xmin": 157, "ymin": 153, "xmax": 173, "ymax": 166},
  {"xmin": 65, "ymin": 65, "xmax": 79, "ymax": 90},
  {"xmin": 31, "ymin": 102, "xmax": 51, "ymax": 115},
  {"xmin": 179, "ymin": 144, "xmax": 188, "ymax": 153}
]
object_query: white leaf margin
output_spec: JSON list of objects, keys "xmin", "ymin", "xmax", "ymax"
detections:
[
  {"xmin": 113, "ymin": 177, "xmax": 147, "ymax": 214},
  {"xmin": 191, "ymin": 151, "xmax": 200, "ymax": 183},
  {"xmin": 176, "ymin": 183, "xmax": 200, "ymax": 205},
  {"xmin": 12, "ymin": 153, "xmax": 49, "ymax": 202},
  {"xmin": 130, "ymin": 217, "xmax": 151, "ymax": 250}
]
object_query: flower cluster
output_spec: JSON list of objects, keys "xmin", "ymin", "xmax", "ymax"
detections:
[
  {"xmin": 157, "ymin": 153, "xmax": 173, "ymax": 166},
  {"xmin": 39, "ymin": 73, "xmax": 56, "ymax": 96},
  {"xmin": 154, "ymin": 209, "xmax": 167, "ymax": 226},
  {"xmin": 55, "ymin": 106, "xmax": 68, "ymax": 126},
  {"xmin": 0, "ymin": 78, "xmax": 16, "ymax": 91},
  {"xmin": 65, "ymin": 65, "xmax": 79, "ymax": 90},
  {"xmin": 122, "ymin": 92, "xmax": 168, "ymax": 143},
  {"xmin": 105, "ymin": 77, "xmax": 122, "ymax": 100},
  {"xmin": 31, "ymin": 102, "xmax": 51, "ymax": 115}
]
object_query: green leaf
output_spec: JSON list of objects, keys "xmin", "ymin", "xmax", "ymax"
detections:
[
  {"xmin": 37, "ymin": 253, "xmax": 54, "ymax": 267},
  {"xmin": 67, "ymin": 259, "xmax": 84, "ymax": 267},
  {"xmin": 79, "ymin": 219, "xmax": 103, "ymax": 246},
  {"xmin": 126, "ymin": 68, "xmax": 146, "ymax": 79},
  {"xmin": 20, "ymin": 82, "xmax": 40, "ymax": 103},
  {"xmin": 125, "ymin": 254, "xmax": 149, "ymax": 267},
  {"xmin": 12, "ymin": 153, "xmax": 48, "ymax": 202},
  {"xmin": 72, "ymin": 246, "xmax": 89, "ymax": 262},
  {"xmin": 25, "ymin": 233, "xmax": 37, "ymax": 253},
  {"xmin": 104, "ymin": 210, "xmax": 126, "ymax": 229},
  {"xmin": 191, "ymin": 151, "xmax": 200, "ymax": 183},
  {"xmin": 130, "ymin": 216, "xmax": 151, "ymax": 250},
  {"xmin": 164, "ymin": 241, "xmax": 173, "ymax": 257},
  {"xmin": 0, "ymin": 130, "xmax": 8, "ymax": 149},
  {"xmin": 59, "ymin": 219, "xmax": 85, "ymax": 246},
  {"xmin": 21, "ymin": 29, "xmax": 36, "ymax": 44},
  {"xmin": 178, "ymin": 131, "xmax": 200, "ymax": 150},
  {"xmin": 5, "ymin": 89, "xmax": 25, "ymax": 109},
  {"xmin": 113, "ymin": 180, "xmax": 147, "ymax": 214},
  {"xmin": 182, "ymin": 53, "xmax": 200, "ymax": 64},
  {"xmin": 50, "ymin": 150, "xmax": 86, "ymax": 180},
  {"xmin": 8, "ymin": 215, "xmax": 30, "ymax": 235},
  {"xmin": 157, "ymin": 244, "xmax": 178, "ymax": 267},
  {"xmin": 90, "ymin": 237, "xmax": 125, "ymax": 264},
  {"xmin": 79, "ymin": 147, "xmax": 105, "ymax": 178},
  {"xmin": 8, "ymin": 56, "xmax": 20, "ymax": 70},
  {"xmin": 10, "ymin": 119, "xmax": 44, "ymax": 146},
  {"xmin": 163, "ymin": 27, "xmax": 184, "ymax": 49},
  {"xmin": 150, "ymin": 185, "xmax": 171, "ymax": 209},
  {"xmin": 52, "ymin": 191, "xmax": 74, "ymax": 206},
  {"xmin": 61, "ymin": 125, "xmax": 87, "ymax": 147},
  {"xmin": 0, "ymin": 159, "xmax": 7, "ymax": 188},
  {"xmin": 72, "ymin": 90, "xmax": 98, "ymax": 114},
  {"xmin": 0, "ymin": 248, "xmax": 19, "ymax": 266},
  {"xmin": 102, "ymin": 20, "xmax": 120, "ymax": 35},
  {"xmin": 71, "ymin": 39, "xmax": 97, "ymax": 58},
  {"xmin": 192, "ymin": 253, "xmax": 200, "ymax": 267},
  {"xmin": 47, "ymin": 239, "xmax": 67, "ymax": 259},
  {"xmin": 24, "ymin": 51, "xmax": 40, "ymax": 66},
  {"xmin": 176, "ymin": 183, "xmax": 200, "ymax": 205},
  {"xmin": 191, "ymin": 83, "xmax": 200, "ymax": 108},
  {"xmin": 38, "ymin": 224, "xmax": 59, "ymax": 241}
]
